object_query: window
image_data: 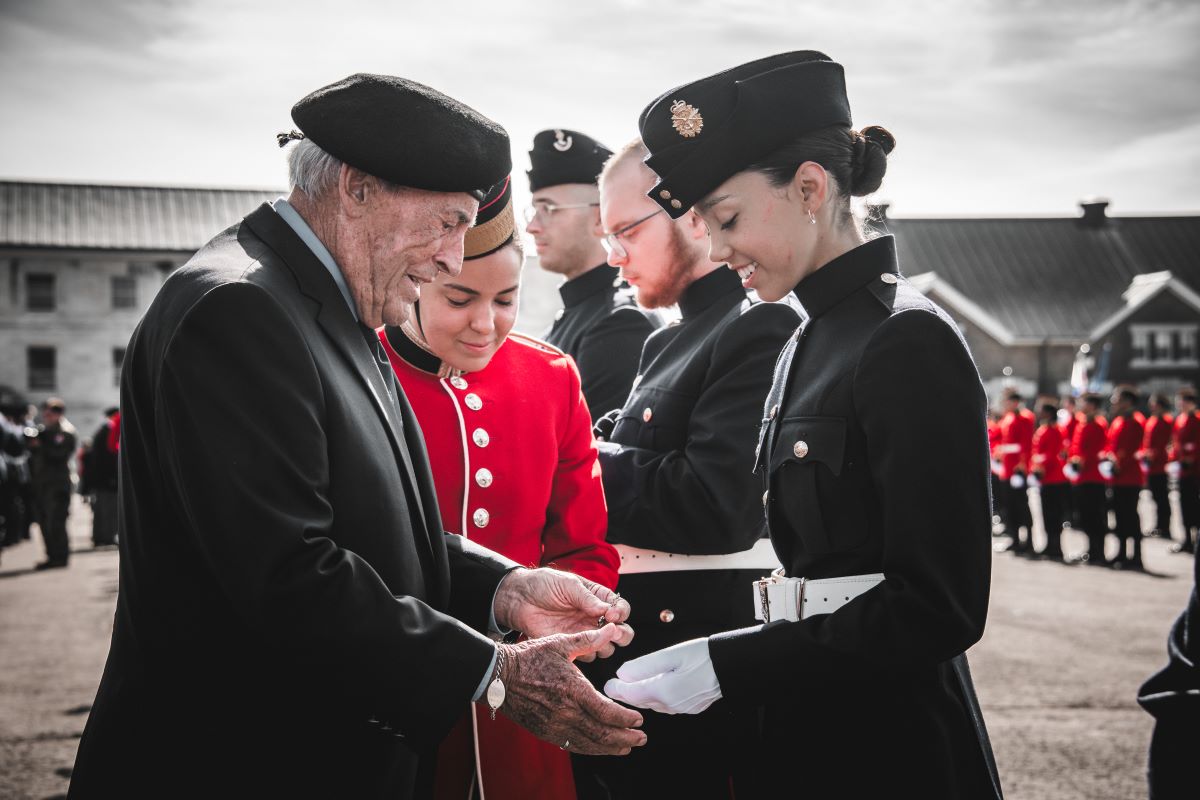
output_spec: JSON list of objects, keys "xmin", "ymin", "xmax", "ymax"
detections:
[
  {"xmin": 1130, "ymin": 324, "xmax": 1200, "ymax": 368},
  {"xmin": 112, "ymin": 275, "xmax": 137, "ymax": 309},
  {"xmin": 28, "ymin": 347, "xmax": 56, "ymax": 391},
  {"xmin": 26, "ymin": 274, "xmax": 55, "ymax": 311},
  {"xmin": 112, "ymin": 347, "xmax": 125, "ymax": 388}
]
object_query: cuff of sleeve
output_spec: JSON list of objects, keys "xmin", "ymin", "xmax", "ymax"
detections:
[{"xmin": 472, "ymin": 645, "xmax": 500, "ymax": 702}]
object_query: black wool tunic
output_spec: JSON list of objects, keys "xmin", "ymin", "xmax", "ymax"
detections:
[
  {"xmin": 542, "ymin": 264, "xmax": 663, "ymax": 422},
  {"xmin": 709, "ymin": 235, "xmax": 1003, "ymax": 799}
]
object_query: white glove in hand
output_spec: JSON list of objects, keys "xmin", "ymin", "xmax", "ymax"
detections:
[{"xmin": 603, "ymin": 637, "xmax": 721, "ymax": 715}]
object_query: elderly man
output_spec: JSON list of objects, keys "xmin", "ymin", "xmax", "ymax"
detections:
[{"xmin": 69, "ymin": 74, "xmax": 643, "ymax": 800}]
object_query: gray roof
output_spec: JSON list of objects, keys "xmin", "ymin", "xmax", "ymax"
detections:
[
  {"xmin": 886, "ymin": 213, "xmax": 1200, "ymax": 340},
  {"xmin": 0, "ymin": 180, "xmax": 280, "ymax": 252}
]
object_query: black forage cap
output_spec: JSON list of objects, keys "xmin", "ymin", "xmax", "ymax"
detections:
[
  {"xmin": 638, "ymin": 51, "xmax": 851, "ymax": 218},
  {"xmin": 527, "ymin": 129, "xmax": 613, "ymax": 192},
  {"xmin": 288, "ymin": 73, "xmax": 511, "ymax": 200},
  {"xmin": 464, "ymin": 175, "xmax": 515, "ymax": 260}
]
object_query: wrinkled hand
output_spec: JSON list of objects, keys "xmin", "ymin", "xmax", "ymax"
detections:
[
  {"xmin": 604, "ymin": 637, "xmax": 722, "ymax": 715},
  {"xmin": 498, "ymin": 625, "xmax": 647, "ymax": 756},
  {"xmin": 494, "ymin": 568, "xmax": 633, "ymax": 661}
]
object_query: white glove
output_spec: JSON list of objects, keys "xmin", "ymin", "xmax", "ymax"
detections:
[
  {"xmin": 603, "ymin": 637, "xmax": 722, "ymax": 715},
  {"xmin": 1099, "ymin": 460, "xmax": 1114, "ymax": 480},
  {"xmin": 1026, "ymin": 473, "xmax": 1041, "ymax": 489},
  {"xmin": 1009, "ymin": 473, "xmax": 1025, "ymax": 489},
  {"xmin": 1167, "ymin": 461, "xmax": 1182, "ymax": 480}
]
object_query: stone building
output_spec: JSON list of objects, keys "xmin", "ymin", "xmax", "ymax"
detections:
[
  {"xmin": 883, "ymin": 201, "xmax": 1200, "ymax": 406},
  {"xmin": 0, "ymin": 180, "xmax": 277, "ymax": 437}
]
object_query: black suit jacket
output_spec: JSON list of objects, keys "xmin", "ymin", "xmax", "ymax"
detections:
[
  {"xmin": 710, "ymin": 236, "xmax": 1000, "ymax": 799},
  {"xmin": 69, "ymin": 205, "xmax": 516, "ymax": 799}
]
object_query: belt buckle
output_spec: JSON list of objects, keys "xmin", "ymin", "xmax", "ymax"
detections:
[{"xmin": 756, "ymin": 568, "xmax": 792, "ymax": 623}]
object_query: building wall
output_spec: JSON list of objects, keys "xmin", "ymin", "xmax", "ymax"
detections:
[
  {"xmin": 926, "ymin": 290, "xmax": 1078, "ymax": 404},
  {"xmin": 1095, "ymin": 290, "xmax": 1200, "ymax": 395},
  {"xmin": 0, "ymin": 252, "xmax": 178, "ymax": 437}
]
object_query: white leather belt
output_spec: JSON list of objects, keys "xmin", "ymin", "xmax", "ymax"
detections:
[
  {"xmin": 753, "ymin": 570, "xmax": 884, "ymax": 622},
  {"xmin": 615, "ymin": 539, "xmax": 781, "ymax": 575}
]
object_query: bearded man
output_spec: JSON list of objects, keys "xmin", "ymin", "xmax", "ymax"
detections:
[{"xmin": 571, "ymin": 139, "xmax": 799, "ymax": 799}]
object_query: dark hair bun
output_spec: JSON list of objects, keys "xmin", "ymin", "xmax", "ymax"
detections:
[
  {"xmin": 849, "ymin": 125, "xmax": 895, "ymax": 196},
  {"xmin": 861, "ymin": 125, "xmax": 896, "ymax": 155}
]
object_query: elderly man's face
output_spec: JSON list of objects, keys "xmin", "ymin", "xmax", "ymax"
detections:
[{"xmin": 342, "ymin": 180, "xmax": 478, "ymax": 328}]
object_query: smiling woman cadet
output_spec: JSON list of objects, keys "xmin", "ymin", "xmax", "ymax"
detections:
[
  {"xmin": 379, "ymin": 175, "xmax": 619, "ymax": 800},
  {"xmin": 604, "ymin": 51, "xmax": 1005, "ymax": 799}
]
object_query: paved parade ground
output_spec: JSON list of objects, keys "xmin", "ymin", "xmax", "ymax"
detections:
[{"xmin": 1, "ymin": 497, "xmax": 1193, "ymax": 799}]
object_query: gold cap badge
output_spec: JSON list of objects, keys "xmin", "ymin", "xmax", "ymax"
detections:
[{"xmin": 670, "ymin": 100, "xmax": 703, "ymax": 138}]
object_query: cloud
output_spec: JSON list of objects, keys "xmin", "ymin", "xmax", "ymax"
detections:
[{"xmin": 0, "ymin": 0, "xmax": 1196, "ymax": 213}]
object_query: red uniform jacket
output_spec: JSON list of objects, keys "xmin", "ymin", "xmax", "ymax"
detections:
[
  {"xmin": 996, "ymin": 408, "xmax": 1036, "ymax": 479},
  {"xmin": 1070, "ymin": 416, "xmax": 1108, "ymax": 484},
  {"xmin": 1172, "ymin": 411, "xmax": 1200, "ymax": 478},
  {"xmin": 1103, "ymin": 412, "xmax": 1145, "ymax": 487},
  {"xmin": 1031, "ymin": 423, "xmax": 1067, "ymax": 485},
  {"xmin": 1060, "ymin": 410, "xmax": 1080, "ymax": 449},
  {"xmin": 1139, "ymin": 413, "xmax": 1173, "ymax": 477},
  {"xmin": 382, "ymin": 327, "xmax": 619, "ymax": 800},
  {"xmin": 988, "ymin": 420, "xmax": 1002, "ymax": 476}
]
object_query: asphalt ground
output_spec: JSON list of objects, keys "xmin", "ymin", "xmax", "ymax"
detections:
[{"xmin": 0, "ymin": 493, "xmax": 1193, "ymax": 799}]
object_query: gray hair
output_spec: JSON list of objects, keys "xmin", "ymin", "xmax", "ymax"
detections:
[{"xmin": 287, "ymin": 138, "xmax": 343, "ymax": 198}]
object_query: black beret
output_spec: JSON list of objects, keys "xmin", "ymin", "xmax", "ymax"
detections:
[
  {"xmin": 464, "ymin": 175, "xmax": 515, "ymax": 260},
  {"xmin": 527, "ymin": 129, "xmax": 613, "ymax": 192},
  {"xmin": 638, "ymin": 51, "xmax": 851, "ymax": 218},
  {"xmin": 288, "ymin": 73, "xmax": 511, "ymax": 201}
]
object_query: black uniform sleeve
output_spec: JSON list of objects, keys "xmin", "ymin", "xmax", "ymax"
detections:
[
  {"xmin": 709, "ymin": 308, "xmax": 992, "ymax": 702},
  {"xmin": 158, "ymin": 282, "xmax": 498, "ymax": 744},
  {"xmin": 574, "ymin": 308, "xmax": 656, "ymax": 422},
  {"xmin": 599, "ymin": 302, "xmax": 799, "ymax": 553}
]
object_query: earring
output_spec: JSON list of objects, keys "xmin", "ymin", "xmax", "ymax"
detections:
[{"xmin": 808, "ymin": 209, "xmax": 816, "ymax": 225}]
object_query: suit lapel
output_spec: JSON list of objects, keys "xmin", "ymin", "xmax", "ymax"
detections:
[{"xmin": 242, "ymin": 205, "xmax": 439, "ymax": 569}]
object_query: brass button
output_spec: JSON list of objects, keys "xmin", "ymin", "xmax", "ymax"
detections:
[
  {"xmin": 472, "ymin": 508, "xmax": 490, "ymax": 528},
  {"xmin": 659, "ymin": 609, "xmax": 675, "ymax": 623},
  {"xmin": 450, "ymin": 376, "xmax": 468, "ymax": 390},
  {"xmin": 642, "ymin": 407, "xmax": 653, "ymax": 423},
  {"xmin": 769, "ymin": 404, "xmax": 779, "ymax": 420},
  {"xmin": 475, "ymin": 468, "xmax": 493, "ymax": 488},
  {"xmin": 659, "ymin": 189, "xmax": 671, "ymax": 200},
  {"xmin": 465, "ymin": 393, "xmax": 482, "ymax": 411},
  {"xmin": 880, "ymin": 273, "xmax": 898, "ymax": 285},
  {"xmin": 762, "ymin": 490, "xmax": 769, "ymax": 507},
  {"xmin": 793, "ymin": 440, "xmax": 809, "ymax": 459},
  {"xmin": 472, "ymin": 428, "xmax": 490, "ymax": 448},
  {"xmin": 670, "ymin": 199, "xmax": 682, "ymax": 209}
]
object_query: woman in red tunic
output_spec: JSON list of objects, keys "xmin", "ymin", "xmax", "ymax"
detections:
[{"xmin": 380, "ymin": 176, "xmax": 619, "ymax": 800}]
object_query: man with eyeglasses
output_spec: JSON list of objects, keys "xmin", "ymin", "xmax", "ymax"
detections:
[
  {"xmin": 526, "ymin": 129, "xmax": 663, "ymax": 422},
  {"xmin": 571, "ymin": 138, "xmax": 800, "ymax": 799}
]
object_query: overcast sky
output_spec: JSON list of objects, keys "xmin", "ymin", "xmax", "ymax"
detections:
[{"xmin": 2, "ymin": 0, "xmax": 1198, "ymax": 217}]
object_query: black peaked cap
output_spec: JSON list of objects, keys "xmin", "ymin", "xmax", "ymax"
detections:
[
  {"xmin": 638, "ymin": 51, "xmax": 851, "ymax": 218},
  {"xmin": 527, "ymin": 129, "xmax": 613, "ymax": 192},
  {"xmin": 291, "ymin": 73, "xmax": 511, "ymax": 200}
]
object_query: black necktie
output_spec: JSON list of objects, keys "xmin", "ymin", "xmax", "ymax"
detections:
[{"xmin": 359, "ymin": 323, "xmax": 398, "ymax": 403}]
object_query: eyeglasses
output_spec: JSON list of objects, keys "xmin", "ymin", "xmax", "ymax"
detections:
[
  {"xmin": 600, "ymin": 209, "xmax": 665, "ymax": 260},
  {"xmin": 523, "ymin": 201, "xmax": 599, "ymax": 225}
]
